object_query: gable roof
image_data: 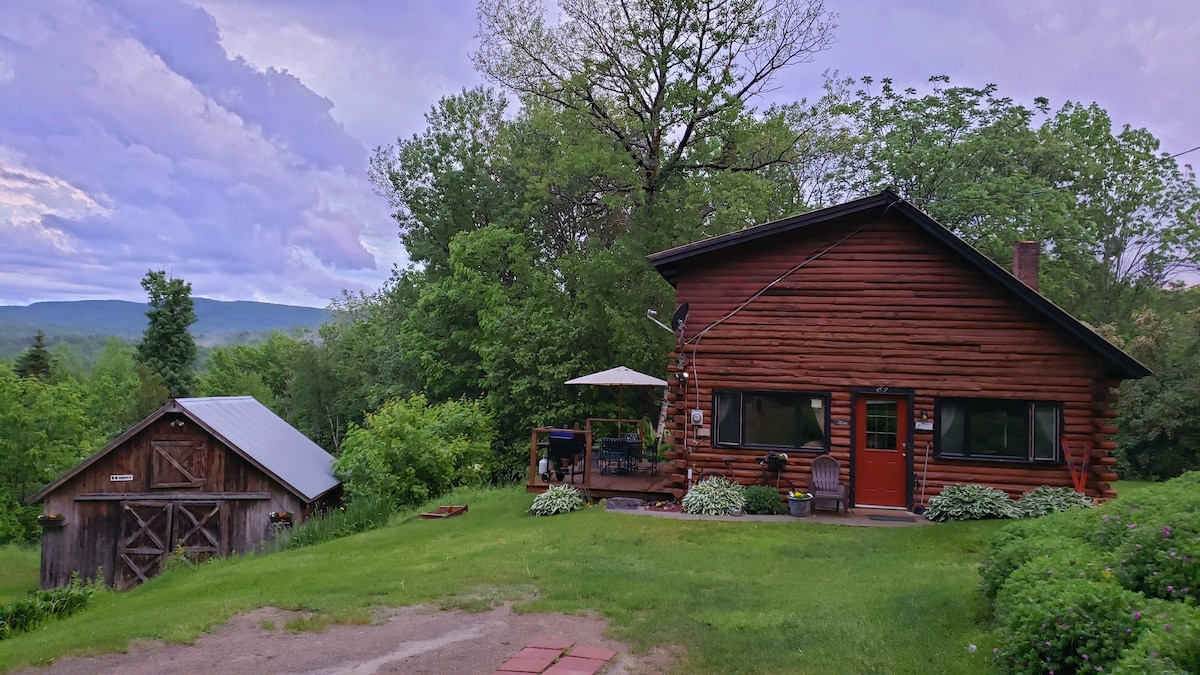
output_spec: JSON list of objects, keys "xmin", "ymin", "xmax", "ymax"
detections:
[
  {"xmin": 648, "ymin": 190, "xmax": 1150, "ymax": 380},
  {"xmin": 30, "ymin": 396, "xmax": 339, "ymax": 504}
]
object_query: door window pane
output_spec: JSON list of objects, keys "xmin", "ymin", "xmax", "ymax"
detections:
[{"xmin": 865, "ymin": 400, "xmax": 897, "ymax": 450}]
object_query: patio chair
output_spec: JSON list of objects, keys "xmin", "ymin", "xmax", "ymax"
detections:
[
  {"xmin": 547, "ymin": 433, "xmax": 584, "ymax": 483},
  {"xmin": 597, "ymin": 437, "xmax": 632, "ymax": 475},
  {"xmin": 808, "ymin": 455, "xmax": 848, "ymax": 515}
]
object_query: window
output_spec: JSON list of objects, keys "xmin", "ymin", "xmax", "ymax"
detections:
[
  {"xmin": 935, "ymin": 399, "xmax": 1060, "ymax": 462},
  {"xmin": 713, "ymin": 391, "xmax": 829, "ymax": 450}
]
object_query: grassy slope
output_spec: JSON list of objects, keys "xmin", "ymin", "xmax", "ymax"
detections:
[
  {"xmin": 0, "ymin": 545, "xmax": 40, "ymax": 605},
  {"xmin": 1, "ymin": 487, "xmax": 1005, "ymax": 674}
]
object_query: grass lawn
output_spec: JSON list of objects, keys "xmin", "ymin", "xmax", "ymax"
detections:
[
  {"xmin": 0, "ymin": 544, "xmax": 40, "ymax": 605},
  {"xmin": 1, "ymin": 487, "xmax": 1006, "ymax": 674}
]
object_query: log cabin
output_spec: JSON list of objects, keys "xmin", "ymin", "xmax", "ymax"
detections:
[
  {"xmin": 648, "ymin": 190, "xmax": 1150, "ymax": 510},
  {"xmin": 28, "ymin": 396, "xmax": 340, "ymax": 589}
]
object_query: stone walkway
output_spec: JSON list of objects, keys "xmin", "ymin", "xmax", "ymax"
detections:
[
  {"xmin": 493, "ymin": 639, "xmax": 617, "ymax": 675},
  {"xmin": 605, "ymin": 498, "xmax": 932, "ymax": 527}
]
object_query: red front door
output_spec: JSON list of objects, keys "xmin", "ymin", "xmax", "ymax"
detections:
[{"xmin": 853, "ymin": 396, "xmax": 909, "ymax": 507}]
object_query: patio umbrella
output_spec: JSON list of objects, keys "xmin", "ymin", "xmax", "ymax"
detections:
[{"xmin": 565, "ymin": 366, "xmax": 668, "ymax": 433}]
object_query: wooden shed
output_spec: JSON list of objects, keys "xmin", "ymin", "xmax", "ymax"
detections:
[
  {"xmin": 28, "ymin": 396, "xmax": 340, "ymax": 589},
  {"xmin": 648, "ymin": 191, "xmax": 1150, "ymax": 509}
]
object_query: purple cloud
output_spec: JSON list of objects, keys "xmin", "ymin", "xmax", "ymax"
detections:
[{"xmin": 0, "ymin": 0, "xmax": 398, "ymax": 306}]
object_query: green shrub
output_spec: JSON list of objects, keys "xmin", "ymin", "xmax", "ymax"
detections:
[
  {"xmin": 530, "ymin": 485, "xmax": 583, "ymax": 516},
  {"xmin": 1111, "ymin": 512, "xmax": 1200, "ymax": 603},
  {"xmin": 924, "ymin": 484, "xmax": 1018, "ymax": 522},
  {"xmin": 0, "ymin": 575, "xmax": 99, "ymax": 640},
  {"xmin": 982, "ymin": 473, "xmax": 1200, "ymax": 672},
  {"xmin": 994, "ymin": 576, "xmax": 1142, "ymax": 674},
  {"xmin": 334, "ymin": 395, "xmax": 494, "ymax": 508},
  {"xmin": 980, "ymin": 508, "xmax": 1098, "ymax": 602},
  {"xmin": 1016, "ymin": 485, "xmax": 1095, "ymax": 518},
  {"xmin": 682, "ymin": 477, "xmax": 745, "ymax": 516},
  {"xmin": 742, "ymin": 485, "xmax": 786, "ymax": 515},
  {"xmin": 1112, "ymin": 599, "xmax": 1200, "ymax": 674},
  {"xmin": 280, "ymin": 495, "xmax": 395, "ymax": 550}
]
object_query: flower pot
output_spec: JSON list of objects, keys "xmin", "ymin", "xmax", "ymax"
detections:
[
  {"xmin": 787, "ymin": 496, "xmax": 812, "ymax": 517},
  {"xmin": 764, "ymin": 458, "xmax": 786, "ymax": 472}
]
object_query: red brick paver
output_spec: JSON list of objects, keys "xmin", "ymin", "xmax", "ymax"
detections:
[
  {"xmin": 497, "ymin": 638, "xmax": 615, "ymax": 675},
  {"xmin": 542, "ymin": 655, "xmax": 608, "ymax": 675}
]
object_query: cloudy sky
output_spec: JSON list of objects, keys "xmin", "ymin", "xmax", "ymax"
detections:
[{"xmin": 0, "ymin": 0, "xmax": 1196, "ymax": 307}]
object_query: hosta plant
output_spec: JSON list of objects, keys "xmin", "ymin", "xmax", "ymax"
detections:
[
  {"xmin": 682, "ymin": 477, "xmax": 746, "ymax": 516},
  {"xmin": 530, "ymin": 484, "xmax": 584, "ymax": 516},
  {"xmin": 1016, "ymin": 485, "xmax": 1094, "ymax": 518},
  {"xmin": 924, "ymin": 484, "xmax": 1018, "ymax": 522}
]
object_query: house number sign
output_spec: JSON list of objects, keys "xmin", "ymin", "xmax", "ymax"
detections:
[{"xmin": 110, "ymin": 474, "xmax": 134, "ymax": 482}]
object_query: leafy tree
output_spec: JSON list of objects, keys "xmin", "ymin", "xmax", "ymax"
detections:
[
  {"xmin": 370, "ymin": 87, "xmax": 524, "ymax": 276},
  {"xmin": 81, "ymin": 338, "xmax": 142, "ymax": 438},
  {"xmin": 334, "ymin": 395, "xmax": 495, "ymax": 507},
  {"xmin": 200, "ymin": 332, "xmax": 306, "ymax": 414},
  {"xmin": 1115, "ymin": 308, "xmax": 1200, "ymax": 479},
  {"xmin": 1045, "ymin": 103, "xmax": 1200, "ymax": 326},
  {"xmin": 475, "ymin": 0, "xmax": 836, "ymax": 203},
  {"xmin": 0, "ymin": 366, "xmax": 101, "ymax": 543},
  {"xmin": 135, "ymin": 270, "xmax": 198, "ymax": 397},
  {"xmin": 826, "ymin": 76, "xmax": 1200, "ymax": 327},
  {"xmin": 13, "ymin": 331, "xmax": 54, "ymax": 380}
]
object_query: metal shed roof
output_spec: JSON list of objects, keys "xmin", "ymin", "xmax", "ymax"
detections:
[
  {"xmin": 175, "ymin": 397, "xmax": 339, "ymax": 502},
  {"xmin": 29, "ymin": 396, "xmax": 339, "ymax": 504}
]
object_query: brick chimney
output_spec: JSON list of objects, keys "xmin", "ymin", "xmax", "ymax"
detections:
[{"xmin": 1012, "ymin": 241, "xmax": 1040, "ymax": 291}]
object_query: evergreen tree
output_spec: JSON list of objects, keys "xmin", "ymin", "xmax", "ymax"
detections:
[
  {"xmin": 135, "ymin": 270, "xmax": 198, "ymax": 398},
  {"xmin": 13, "ymin": 331, "xmax": 54, "ymax": 380}
]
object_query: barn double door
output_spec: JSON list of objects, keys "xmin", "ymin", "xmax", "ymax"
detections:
[{"xmin": 117, "ymin": 500, "xmax": 224, "ymax": 589}]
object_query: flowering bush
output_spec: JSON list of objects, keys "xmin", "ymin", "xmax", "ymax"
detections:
[
  {"xmin": 994, "ymin": 576, "xmax": 1142, "ymax": 674},
  {"xmin": 530, "ymin": 484, "xmax": 584, "ymax": 516},
  {"xmin": 1016, "ymin": 486, "xmax": 1095, "ymax": 518},
  {"xmin": 979, "ymin": 508, "xmax": 1096, "ymax": 602},
  {"xmin": 983, "ymin": 472, "xmax": 1200, "ymax": 673},
  {"xmin": 1111, "ymin": 599, "xmax": 1200, "ymax": 673},
  {"xmin": 682, "ymin": 477, "xmax": 745, "ymax": 516},
  {"xmin": 924, "ymin": 484, "xmax": 1018, "ymax": 522}
]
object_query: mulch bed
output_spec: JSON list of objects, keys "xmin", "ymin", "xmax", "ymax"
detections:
[{"xmin": 644, "ymin": 500, "xmax": 682, "ymax": 513}]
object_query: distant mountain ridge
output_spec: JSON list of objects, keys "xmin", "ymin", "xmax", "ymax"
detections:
[{"xmin": 0, "ymin": 299, "xmax": 330, "ymax": 338}]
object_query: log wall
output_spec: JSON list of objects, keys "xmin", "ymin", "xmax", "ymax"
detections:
[{"xmin": 660, "ymin": 216, "xmax": 1122, "ymax": 506}]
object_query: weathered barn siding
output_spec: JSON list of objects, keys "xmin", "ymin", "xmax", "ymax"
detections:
[
  {"xmin": 657, "ymin": 208, "xmax": 1132, "ymax": 508},
  {"xmin": 33, "ymin": 398, "xmax": 336, "ymax": 590}
]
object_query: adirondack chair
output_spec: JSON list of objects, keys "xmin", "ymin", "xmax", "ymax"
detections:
[{"xmin": 808, "ymin": 455, "xmax": 848, "ymax": 515}]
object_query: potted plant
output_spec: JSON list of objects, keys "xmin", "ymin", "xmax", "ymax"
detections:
[
  {"xmin": 37, "ymin": 513, "xmax": 66, "ymax": 527},
  {"xmin": 762, "ymin": 451, "xmax": 788, "ymax": 472},
  {"xmin": 269, "ymin": 511, "xmax": 294, "ymax": 525},
  {"xmin": 786, "ymin": 490, "xmax": 813, "ymax": 517}
]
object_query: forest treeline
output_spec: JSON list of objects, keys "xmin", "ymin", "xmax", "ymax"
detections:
[{"xmin": 4, "ymin": 0, "xmax": 1199, "ymax": 544}]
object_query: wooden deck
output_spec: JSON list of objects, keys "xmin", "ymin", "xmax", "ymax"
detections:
[
  {"xmin": 528, "ymin": 423, "xmax": 676, "ymax": 500},
  {"xmin": 527, "ymin": 465, "xmax": 673, "ymax": 500}
]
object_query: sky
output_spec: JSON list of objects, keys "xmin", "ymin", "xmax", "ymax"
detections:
[{"xmin": 0, "ymin": 0, "xmax": 1196, "ymax": 308}]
